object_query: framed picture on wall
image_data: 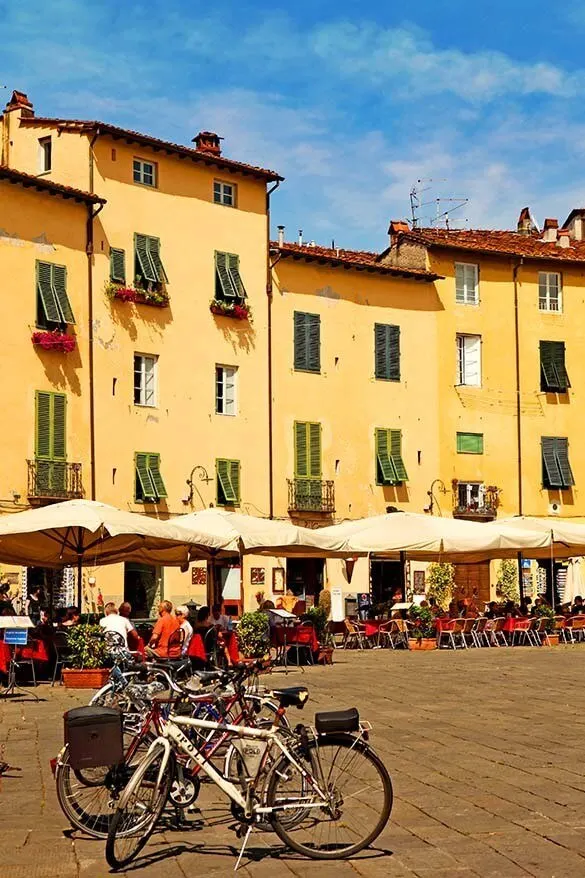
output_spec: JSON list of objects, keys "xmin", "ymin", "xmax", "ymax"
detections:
[
  {"xmin": 191, "ymin": 567, "xmax": 207, "ymax": 586},
  {"xmin": 251, "ymin": 567, "xmax": 266, "ymax": 586},
  {"xmin": 272, "ymin": 567, "xmax": 285, "ymax": 594},
  {"xmin": 413, "ymin": 570, "xmax": 426, "ymax": 595}
]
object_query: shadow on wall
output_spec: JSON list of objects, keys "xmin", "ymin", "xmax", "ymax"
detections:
[
  {"xmin": 34, "ymin": 346, "xmax": 83, "ymax": 396},
  {"xmin": 212, "ymin": 314, "xmax": 257, "ymax": 354},
  {"xmin": 382, "ymin": 484, "xmax": 410, "ymax": 506},
  {"xmin": 107, "ymin": 296, "xmax": 173, "ymax": 342}
]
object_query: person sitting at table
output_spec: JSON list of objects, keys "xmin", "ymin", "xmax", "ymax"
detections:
[
  {"xmin": 0, "ymin": 583, "xmax": 15, "ymax": 616},
  {"xmin": 448, "ymin": 601, "xmax": 458, "ymax": 618},
  {"xmin": 572, "ymin": 595, "xmax": 585, "ymax": 615},
  {"xmin": 100, "ymin": 602, "xmax": 134, "ymax": 647},
  {"xmin": 63, "ymin": 606, "xmax": 81, "ymax": 626},
  {"xmin": 211, "ymin": 602, "xmax": 231, "ymax": 631},
  {"xmin": 277, "ymin": 589, "xmax": 297, "ymax": 613},
  {"xmin": 118, "ymin": 601, "xmax": 136, "ymax": 627},
  {"xmin": 503, "ymin": 600, "xmax": 519, "ymax": 618},
  {"xmin": 194, "ymin": 606, "xmax": 211, "ymax": 630},
  {"xmin": 146, "ymin": 600, "xmax": 180, "ymax": 658},
  {"xmin": 519, "ymin": 597, "xmax": 532, "ymax": 617},
  {"xmin": 36, "ymin": 608, "xmax": 54, "ymax": 639},
  {"xmin": 25, "ymin": 586, "xmax": 43, "ymax": 626},
  {"xmin": 175, "ymin": 605, "xmax": 193, "ymax": 655}
]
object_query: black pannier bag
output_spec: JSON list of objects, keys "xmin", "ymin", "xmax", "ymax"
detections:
[{"xmin": 64, "ymin": 706, "xmax": 124, "ymax": 770}]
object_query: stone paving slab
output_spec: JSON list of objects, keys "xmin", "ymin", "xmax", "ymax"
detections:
[{"xmin": 3, "ymin": 647, "xmax": 585, "ymax": 876}]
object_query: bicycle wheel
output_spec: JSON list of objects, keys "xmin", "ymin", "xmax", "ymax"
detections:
[
  {"xmin": 55, "ymin": 746, "xmax": 132, "ymax": 838},
  {"xmin": 266, "ymin": 733, "xmax": 392, "ymax": 859},
  {"xmin": 105, "ymin": 743, "xmax": 173, "ymax": 870}
]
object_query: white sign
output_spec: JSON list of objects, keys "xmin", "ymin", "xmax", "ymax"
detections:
[{"xmin": 330, "ymin": 587, "xmax": 344, "ymax": 622}]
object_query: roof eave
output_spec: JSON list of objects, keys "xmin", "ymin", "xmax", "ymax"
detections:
[
  {"xmin": 0, "ymin": 167, "xmax": 105, "ymax": 205},
  {"xmin": 273, "ymin": 248, "xmax": 441, "ymax": 281}
]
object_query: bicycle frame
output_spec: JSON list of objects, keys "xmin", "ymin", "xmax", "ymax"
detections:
[{"xmin": 136, "ymin": 714, "xmax": 329, "ymax": 819}]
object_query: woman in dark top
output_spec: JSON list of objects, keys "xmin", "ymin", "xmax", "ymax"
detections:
[
  {"xmin": 0, "ymin": 583, "xmax": 15, "ymax": 616},
  {"xmin": 25, "ymin": 587, "xmax": 43, "ymax": 626}
]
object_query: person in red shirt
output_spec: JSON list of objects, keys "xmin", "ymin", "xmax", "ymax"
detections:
[{"xmin": 146, "ymin": 600, "xmax": 180, "ymax": 658}]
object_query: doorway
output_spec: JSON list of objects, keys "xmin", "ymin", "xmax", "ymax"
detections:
[
  {"xmin": 286, "ymin": 558, "xmax": 324, "ymax": 611},
  {"xmin": 370, "ymin": 560, "xmax": 403, "ymax": 607},
  {"xmin": 124, "ymin": 563, "xmax": 162, "ymax": 619}
]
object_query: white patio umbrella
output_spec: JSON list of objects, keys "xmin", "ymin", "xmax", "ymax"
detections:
[
  {"xmin": 319, "ymin": 511, "xmax": 551, "ymax": 562},
  {"xmin": 0, "ymin": 500, "xmax": 232, "ymax": 606},
  {"xmin": 492, "ymin": 516, "xmax": 585, "ymax": 559},
  {"xmin": 562, "ymin": 558, "xmax": 585, "ymax": 606}
]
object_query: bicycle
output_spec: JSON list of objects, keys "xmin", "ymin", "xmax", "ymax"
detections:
[{"xmin": 105, "ymin": 686, "xmax": 393, "ymax": 870}]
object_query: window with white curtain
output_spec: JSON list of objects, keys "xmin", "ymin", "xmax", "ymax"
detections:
[
  {"xmin": 456, "ymin": 334, "xmax": 481, "ymax": 386},
  {"xmin": 455, "ymin": 262, "xmax": 479, "ymax": 305}
]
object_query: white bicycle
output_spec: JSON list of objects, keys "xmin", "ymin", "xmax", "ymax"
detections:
[{"xmin": 105, "ymin": 685, "xmax": 393, "ymax": 870}]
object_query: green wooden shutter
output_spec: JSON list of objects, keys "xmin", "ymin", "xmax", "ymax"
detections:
[
  {"xmin": 227, "ymin": 254, "xmax": 246, "ymax": 298},
  {"xmin": 217, "ymin": 458, "xmax": 237, "ymax": 504},
  {"xmin": 374, "ymin": 324, "xmax": 389, "ymax": 379},
  {"xmin": 388, "ymin": 325, "xmax": 400, "ymax": 381},
  {"xmin": 136, "ymin": 452, "xmax": 156, "ymax": 500},
  {"xmin": 135, "ymin": 234, "xmax": 158, "ymax": 283},
  {"xmin": 553, "ymin": 342, "xmax": 570, "ymax": 390},
  {"xmin": 35, "ymin": 391, "xmax": 52, "ymax": 458},
  {"xmin": 215, "ymin": 251, "xmax": 237, "ymax": 298},
  {"xmin": 147, "ymin": 454, "xmax": 167, "ymax": 498},
  {"xmin": 229, "ymin": 459, "xmax": 240, "ymax": 504},
  {"xmin": 37, "ymin": 261, "xmax": 61, "ymax": 323},
  {"xmin": 294, "ymin": 312, "xmax": 308, "ymax": 370},
  {"xmin": 147, "ymin": 236, "xmax": 168, "ymax": 283},
  {"xmin": 52, "ymin": 265, "xmax": 75, "ymax": 324},
  {"xmin": 390, "ymin": 430, "xmax": 408, "ymax": 481},
  {"xmin": 542, "ymin": 438, "xmax": 562, "ymax": 488},
  {"xmin": 555, "ymin": 438, "xmax": 574, "ymax": 488},
  {"xmin": 308, "ymin": 422, "xmax": 321, "ymax": 478},
  {"xmin": 52, "ymin": 394, "xmax": 67, "ymax": 460},
  {"xmin": 540, "ymin": 341, "xmax": 569, "ymax": 392},
  {"xmin": 376, "ymin": 428, "xmax": 396, "ymax": 484},
  {"xmin": 307, "ymin": 314, "xmax": 320, "ymax": 372},
  {"xmin": 110, "ymin": 248, "xmax": 126, "ymax": 283},
  {"xmin": 294, "ymin": 422, "xmax": 309, "ymax": 477},
  {"xmin": 457, "ymin": 432, "xmax": 484, "ymax": 454}
]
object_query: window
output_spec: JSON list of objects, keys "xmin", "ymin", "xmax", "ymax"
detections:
[
  {"xmin": 542, "ymin": 437, "xmax": 574, "ymax": 489},
  {"xmin": 456, "ymin": 432, "xmax": 484, "ymax": 454},
  {"xmin": 215, "ymin": 366, "xmax": 237, "ymax": 415},
  {"xmin": 215, "ymin": 252, "xmax": 246, "ymax": 300},
  {"xmin": 133, "ymin": 158, "xmax": 156, "ymax": 187},
  {"xmin": 134, "ymin": 234, "xmax": 167, "ymax": 288},
  {"xmin": 539, "ymin": 272, "xmax": 562, "ymax": 312},
  {"xmin": 110, "ymin": 248, "xmax": 126, "ymax": 284},
  {"xmin": 374, "ymin": 324, "xmax": 400, "ymax": 381},
  {"xmin": 455, "ymin": 263, "xmax": 479, "ymax": 305},
  {"xmin": 375, "ymin": 428, "xmax": 408, "ymax": 485},
  {"xmin": 294, "ymin": 422, "xmax": 322, "ymax": 478},
  {"xmin": 214, "ymin": 180, "xmax": 236, "ymax": 206},
  {"xmin": 134, "ymin": 355, "xmax": 157, "ymax": 407},
  {"xmin": 135, "ymin": 453, "xmax": 167, "ymax": 501},
  {"xmin": 540, "ymin": 341, "xmax": 570, "ymax": 392},
  {"xmin": 294, "ymin": 312, "xmax": 320, "ymax": 373},
  {"xmin": 35, "ymin": 390, "xmax": 67, "ymax": 494},
  {"xmin": 457, "ymin": 482, "xmax": 486, "ymax": 511},
  {"xmin": 39, "ymin": 137, "xmax": 52, "ymax": 173},
  {"xmin": 36, "ymin": 260, "xmax": 75, "ymax": 328},
  {"xmin": 216, "ymin": 459, "xmax": 240, "ymax": 506},
  {"xmin": 456, "ymin": 334, "xmax": 481, "ymax": 386}
]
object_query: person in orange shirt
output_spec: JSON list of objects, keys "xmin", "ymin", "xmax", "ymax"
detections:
[{"xmin": 146, "ymin": 600, "xmax": 180, "ymax": 658}]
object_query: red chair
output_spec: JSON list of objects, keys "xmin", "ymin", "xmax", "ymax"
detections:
[{"xmin": 287, "ymin": 623, "xmax": 317, "ymax": 666}]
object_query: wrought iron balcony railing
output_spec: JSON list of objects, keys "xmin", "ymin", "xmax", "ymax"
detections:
[
  {"xmin": 287, "ymin": 478, "xmax": 335, "ymax": 514},
  {"xmin": 452, "ymin": 502, "xmax": 498, "ymax": 521},
  {"xmin": 27, "ymin": 459, "xmax": 84, "ymax": 501}
]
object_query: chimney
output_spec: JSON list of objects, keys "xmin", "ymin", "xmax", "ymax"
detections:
[
  {"xmin": 542, "ymin": 218, "xmax": 558, "ymax": 243},
  {"xmin": 517, "ymin": 207, "xmax": 537, "ymax": 235},
  {"xmin": 277, "ymin": 225, "xmax": 285, "ymax": 247},
  {"xmin": 387, "ymin": 219, "xmax": 410, "ymax": 248},
  {"xmin": 192, "ymin": 131, "xmax": 222, "ymax": 156},
  {"xmin": 4, "ymin": 90, "xmax": 34, "ymax": 118},
  {"xmin": 564, "ymin": 210, "xmax": 585, "ymax": 241},
  {"xmin": 557, "ymin": 228, "xmax": 570, "ymax": 249},
  {"xmin": 298, "ymin": 229, "xmax": 303, "ymax": 246}
]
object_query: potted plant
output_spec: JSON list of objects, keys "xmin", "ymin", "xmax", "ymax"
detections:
[
  {"xmin": 426, "ymin": 562, "xmax": 455, "ymax": 611},
  {"xmin": 237, "ymin": 610, "xmax": 270, "ymax": 659},
  {"xmin": 209, "ymin": 298, "xmax": 251, "ymax": 320},
  {"xmin": 105, "ymin": 281, "xmax": 170, "ymax": 308},
  {"xmin": 61, "ymin": 623, "xmax": 110, "ymax": 688},
  {"xmin": 534, "ymin": 603, "xmax": 557, "ymax": 643},
  {"xmin": 32, "ymin": 329, "xmax": 76, "ymax": 353},
  {"xmin": 408, "ymin": 605, "xmax": 437, "ymax": 650}
]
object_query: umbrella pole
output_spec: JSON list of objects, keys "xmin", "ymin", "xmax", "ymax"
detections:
[
  {"xmin": 400, "ymin": 551, "xmax": 407, "ymax": 602},
  {"xmin": 550, "ymin": 538, "xmax": 555, "ymax": 612},
  {"xmin": 517, "ymin": 552, "xmax": 524, "ymax": 604},
  {"xmin": 76, "ymin": 554, "xmax": 82, "ymax": 611}
]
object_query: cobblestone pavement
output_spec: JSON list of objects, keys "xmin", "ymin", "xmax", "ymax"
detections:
[{"xmin": 3, "ymin": 646, "xmax": 585, "ymax": 877}]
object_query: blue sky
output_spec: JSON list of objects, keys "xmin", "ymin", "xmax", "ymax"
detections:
[{"xmin": 2, "ymin": 0, "xmax": 585, "ymax": 249}]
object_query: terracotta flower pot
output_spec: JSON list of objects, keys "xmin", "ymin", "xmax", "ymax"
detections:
[
  {"xmin": 62, "ymin": 668, "xmax": 110, "ymax": 689},
  {"xmin": 409, "ymin": 637, "xmax": 437, "ymax": 651},
  {"xmin": 547, "ymin": 633, "xmax": 560, "ymax": 646}
]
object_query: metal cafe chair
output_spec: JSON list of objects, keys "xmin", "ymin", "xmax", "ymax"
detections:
[
  {"xmin": 379, "ymin": 619, "xmax": 409, "ymax": 649},
  {"xmin": 566, "ymin": 615, "xmax": 585, "ymax": 644},
  {"xmin": 471, "ymin": 617, "xmax": 489, "ymax": 647},
  {"xmin": 342, "ymin": 618, "xmax": 369, "ymax": 650},
  {"xmin": 51, "ymin": 630, "xmax": 71, "ymax": 686},
  {"xmin": 437, "ymin": 618, "xmax": 466, "ymax": 650},
  {"xmin": 487, "ymin": 617, "xmax": 508, "ymax": 647}
]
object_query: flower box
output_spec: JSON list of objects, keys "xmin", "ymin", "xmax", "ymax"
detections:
[
  {"xmin": 62, "ymin": 668, "xmax": 110, "ymax": 689},
  {"xmin": 106, "ymin": 283, "xmax": 169, "ymax": 308},
  {"xmin": 32, "ymin": 330, "xmax": 76, "ymax": 353},
  {"xmin": 409, "ymin": 637, "xmax": 437, "ymax": 651},
  {"xmin": 210, "ymin": 299, "xmax": 251, "ymax": 320}
]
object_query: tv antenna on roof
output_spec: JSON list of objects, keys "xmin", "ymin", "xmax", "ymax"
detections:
[{"xmin": 410, "ymin": 179, "xmax": 469, "ymax": 229}]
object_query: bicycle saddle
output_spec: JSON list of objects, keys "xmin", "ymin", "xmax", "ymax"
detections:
[
  {"xmin": 270, "ymin": 686, "xmax": 309, "ymax": 708},
  {"xmin": 314, "ymin": 707, "xmax": 360, "ymax": 734}
]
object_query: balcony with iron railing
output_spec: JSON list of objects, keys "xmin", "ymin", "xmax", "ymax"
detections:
[
  {"xmin": 27, "ymin": 459, "xmax": 84, "ymax": 502},
  {"xmin": 287, "ymin": 478, "xmax": 335, "ymax": 514},
  {"xmin": 452, "ymin": 481, "xmax": 499, "ymax": 521}
]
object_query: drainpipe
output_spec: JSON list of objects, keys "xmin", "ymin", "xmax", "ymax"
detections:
[
  {"xmin": 266, "ymin": 179, "xmax": 280, "ymax": 519},
  {"xmin": 87, "ymin": 130, "xmax": 101, "ymax": 500},
  {"xmin": 513, "ymin": 258, "xmax": 524, "ymax": 515}
]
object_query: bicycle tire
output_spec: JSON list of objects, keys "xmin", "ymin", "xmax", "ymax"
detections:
[
  {"xmin": 266, "ymin": 733, "xmax": 392, "ymax": 860},
  {"xmin": 105, "ymin": 743, "xmax": 174, "ymax": 871},
  {"xmin": 55, "ymin": 745, "xmax": 128, "ymax": 838}
]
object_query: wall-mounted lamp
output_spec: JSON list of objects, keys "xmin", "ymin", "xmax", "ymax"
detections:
[
  {"xmin": 426, "ymin": 479, "xmax": 447, "ymax": 515},
  {"xmin": 183, "ymin": 465, "xmax": 213, "ymax": 505}
]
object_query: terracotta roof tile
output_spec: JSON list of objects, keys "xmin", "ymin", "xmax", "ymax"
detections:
[
  {"xmin": 0, "ymin": 166, "xmax": 105, "ymax": 205},
  {"xmin": 272, "ymin": 241, "xmax": 440, "ymax": 281},
  {"xmin": 20, "ymin": 117, "xmax": 283, "ymax": 183},
  {"xmin": 402, "ymin": 227, "xmax": 585, "ymax": 264}
]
